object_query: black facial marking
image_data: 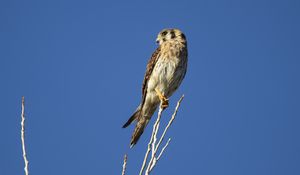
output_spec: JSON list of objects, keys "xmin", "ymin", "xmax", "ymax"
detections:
[
  {"xmin": 170, "ymin": 30, "xmax": 176, "ymax": 39},
  {"xmin": 181, "ymin": 33, "xmax": 186, "ymax": 40},
  {"xmin": 163, "ymin": 38, "xmax": 166, "ymax": 42},
  {"xmin": 161, "ymin": 31, "xmax": 168, "ymax": 36}
]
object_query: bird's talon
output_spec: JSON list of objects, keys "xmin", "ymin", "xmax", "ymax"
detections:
[
  {"xmin": 161, "ymin": 98, "xmax": 169, "ymax": 109},
  {"xmin": 161, "ymin": 104, "xmax": 168, "ymax": 110},
  {"xmin": 155, "ymin": 88, "xmax": 169, "ymax": 109}
]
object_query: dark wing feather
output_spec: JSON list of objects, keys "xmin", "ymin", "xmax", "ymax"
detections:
[{"xmin": 141, "ymin": 46, "xmax": 161, "ymax": 107}]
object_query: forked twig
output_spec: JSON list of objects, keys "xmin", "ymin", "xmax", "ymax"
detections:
[
  {"xmin": 157, "ymin": 138, "xmax": 171, "ymax": 161},
  {"xmin": 140, "ymin": 95, "xmax": 184, "ymax": 175},
  {"xmin": 139, "ymin": 106, "xmax": 164, "ymax": 175}
]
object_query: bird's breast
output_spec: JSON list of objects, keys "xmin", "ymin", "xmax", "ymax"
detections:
[
  {"xmin": 147, "ymin": 42, "xmax": 187, "ymax": 98},
  {"xmin": 147, "ymin": 55, "xmax": 179, "ymax": 93}
]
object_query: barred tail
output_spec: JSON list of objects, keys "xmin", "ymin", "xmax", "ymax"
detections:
[
  {"xmin": 122, "ymin": 105, "xmax": 150, "ymax": 147},
  {"xmin": 122, "ymin": 106, "xmax": 141, "ymax": 128},
  {"xmin": 130, "ymin": 117, "xmax": 150, "ymax": 148}
]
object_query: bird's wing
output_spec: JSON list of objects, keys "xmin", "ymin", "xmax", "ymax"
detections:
[{"xmin": 141, "ymin": 46, "xmax": 161, "ymax": 107}]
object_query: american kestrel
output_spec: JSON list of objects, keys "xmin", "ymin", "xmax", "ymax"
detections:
[{"xmin": 123, "ymin": 28, "xmax": 188, "ymax": 147}]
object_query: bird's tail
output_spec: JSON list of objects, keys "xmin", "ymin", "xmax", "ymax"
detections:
[
  {"xmin": 130, "ymin": 117, "xmax": 150, "ymax": 147},
  {"xmin": 122, "ymin": 106, "xmax": 141, "ymax": 128},
  {"xmin": 122, "ymin": 105, "xmax": 150, "ymax": 147}
]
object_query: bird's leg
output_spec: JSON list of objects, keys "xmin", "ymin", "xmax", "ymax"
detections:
[{"xmin": 155, "ymin": 88, "xmax": 169, "ymax": 109}]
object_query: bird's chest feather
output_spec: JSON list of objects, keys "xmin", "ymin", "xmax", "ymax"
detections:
[
  {"xmin": 146, "ymin": 42, "xmax": 186, "ymax": 97},
  {"xmin": 154, "ymin": 57, "xmax": 178, "ymax": 82},
  {"xmin": 147, "ymin": 55, "xmax": 179, "ymax": 92}
]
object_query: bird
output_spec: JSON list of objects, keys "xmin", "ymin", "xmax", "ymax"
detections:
[{"xmin": 123, "ymin": 28, "xmax": 188, "ymax": 147}]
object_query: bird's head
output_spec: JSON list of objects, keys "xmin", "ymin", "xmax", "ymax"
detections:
[{"xmin": 156, "ymin": 28, "xmax": 187, "ymax": 45}]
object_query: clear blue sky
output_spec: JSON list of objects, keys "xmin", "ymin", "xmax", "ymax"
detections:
[{"xmin": 1, "ymin": 0, "xmax": 299, "ymax": 174}]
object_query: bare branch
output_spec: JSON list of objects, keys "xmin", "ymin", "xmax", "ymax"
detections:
[
  {"xmin": 139, "ymin": 138, "xmax": 152, "ymax": 175},
  {"xmin": 145, "ymin": 106, "xmax": 164, "ymax": 174},
  {"xmin": 122, "ymin": 154, "xmax": 128, "ymax": 175},
  {"xmin": 155, "ymin": 95, "xmax": 184, "ymax": 153},
  {"xmin": 142, "ymin": 95, "xmax": 184, "ymax": 175},
  {"xmin": 21, "ymin": 96, "xmax": 29, "ymax": 175},
  {"xmin": 157, "ymin": 138, "xmax": 171, "ymax": 161},
  {"xmin": 139, "ymin": 106, "xmax": 164, "ymax": 175}
]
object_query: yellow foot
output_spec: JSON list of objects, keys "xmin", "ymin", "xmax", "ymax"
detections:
[{"xmin": 155, "ymin": 88, "xmax": 169, "ymax": 110}]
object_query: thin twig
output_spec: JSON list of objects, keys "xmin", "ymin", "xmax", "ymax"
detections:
[
  {"xmin": 157, "ymin": 138, "xmax": 171, "ymax": 161},
  {"xmin": 144, "ymin": 95, "xmax": 185, "ymax": 175},
  {"xmin": 154, "ymin": 95, "xmax": 184, "ymax": 153},
  {"xmin": 145, "ymin": 106, "xmax": 163, "ymax": 174},
  {"xmin": 139, "ymin": 135, "xmax": 152, "ymax": 175},
  {"xmin": 148, "ymin": 138, "xmax": 171, "ymax": 171},
  {"xmin": 122, "ymin": 154, "xmax": 127, "ymax": 175},
  {"xmin": 21, "ymin": 96, "xmax": 29, "ymax": 175},
  {"xmin": 139, "ymin": 105, "xmax": 163, "ymax": 175}
]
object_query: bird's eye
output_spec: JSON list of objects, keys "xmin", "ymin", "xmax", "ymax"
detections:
[{"xmin": 161, "ymin": 31, "xmax": 168, "ymax": 36}]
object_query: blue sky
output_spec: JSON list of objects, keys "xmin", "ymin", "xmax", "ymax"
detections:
[{"xmin": 1, "ymin": 0, "xmax": 300, "ymax": 174}]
